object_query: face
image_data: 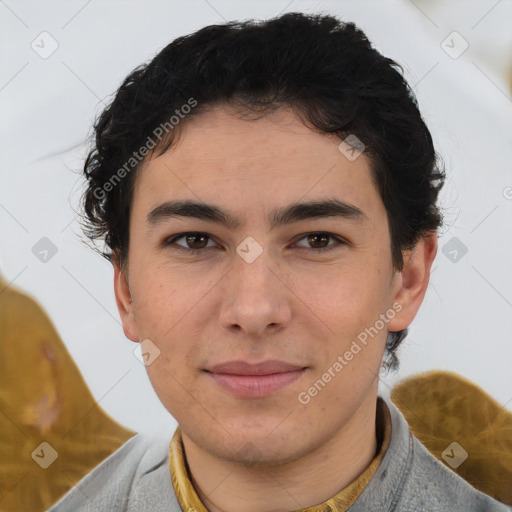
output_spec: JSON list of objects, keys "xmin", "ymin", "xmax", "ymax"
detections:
[{"xmin": 113, "ymin": 106, "xmax": 434, "ymax": 466}]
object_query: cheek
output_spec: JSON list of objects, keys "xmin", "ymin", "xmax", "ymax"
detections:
[
  {"xmin": 142, "ymin": 321, "xmax": 204, "ymax": 414},
  {"xmin": 130, "ymin": 259, "xmax": 206, "ymax": 335},
  {"xmin": 145, "ymin": 360, "xmax": 196, "ymax": 420},
  {"xmin": 302, "ymin": 261, "xmax": 393, "ymax": 374},
  {"xmin": 302, "ymin": 263, "xmax": 391, "ymax": 323}
]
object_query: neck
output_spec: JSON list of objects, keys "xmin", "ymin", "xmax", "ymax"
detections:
[{"xmin": 181, "ymin": 394, "xmax": 380, "ymax": 512}]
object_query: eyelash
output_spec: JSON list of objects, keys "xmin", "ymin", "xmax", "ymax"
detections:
[{"xmin": 164, "ymin": 231, "xmax": 347, "ymax": 255}]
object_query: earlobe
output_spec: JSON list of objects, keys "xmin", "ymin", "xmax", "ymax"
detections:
[
  {"xmin": 112, "ymin": 255, "xmax": 140, "ymax": 342},
  {"xmin": 387, "ymin": 232, "xmax": 438, "ymax": 332}
]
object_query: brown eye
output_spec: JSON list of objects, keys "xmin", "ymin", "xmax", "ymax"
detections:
[
  {"xmin": 183, "ymin": 233, "xmax": 209, "ymax": 249},
  {"xmin": 294, "ymin": 232, "xmax": 346, "ymax": 252},
  {"xmin": 165, "ymin": 232, "xmax": 215, "ymax": 253},
  {"xmin": 307, "ymin": 233, "xmax": 330, "ymax": 249}
]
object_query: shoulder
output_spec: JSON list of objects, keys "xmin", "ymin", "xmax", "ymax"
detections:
[
  {"xmin": 46, "ymin": 429, "xmax": 182, "ymax": 512},
  {"xmin": 351, "ymin": 395, "xmax": 511, "ymax": 512},
  {"xmin": 403, "ymin": 435, "xmax": 511, "ymax": 511}
]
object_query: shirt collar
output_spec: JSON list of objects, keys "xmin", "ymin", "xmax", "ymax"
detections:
[{"xmin": 169, "ymin": 396, "xmax": 392, "ymax": 512}]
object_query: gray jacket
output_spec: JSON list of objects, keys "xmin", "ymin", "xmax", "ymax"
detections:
[{"xmin": 47, "ymin": 395, "xmax": 511, "ymax": 511}]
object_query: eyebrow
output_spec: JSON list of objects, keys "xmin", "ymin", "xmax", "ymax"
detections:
[{"xmin": 146, "ymin": 198, "xmax": 365, "ymax": 231}]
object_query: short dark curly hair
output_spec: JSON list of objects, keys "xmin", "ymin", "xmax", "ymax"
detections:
[{"xmin": 80, "ymin": 12, "xmax": 445, "ymax": 371}]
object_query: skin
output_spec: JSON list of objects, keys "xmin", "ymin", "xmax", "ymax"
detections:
[{"xmin": 113, "ymin": 105, "xmax": 437, "ymax": 512}]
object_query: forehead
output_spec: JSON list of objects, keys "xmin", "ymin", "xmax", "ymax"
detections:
[{"xmin": 132, "ymin": 106, "xmax": 384, "ymax": 226}]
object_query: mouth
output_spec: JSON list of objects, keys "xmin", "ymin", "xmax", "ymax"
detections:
[{"xmin": 204, "ymin": 360, "xmax": 307, "ymax": 398}]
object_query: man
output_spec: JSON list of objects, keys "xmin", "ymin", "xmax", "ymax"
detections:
[{"xmin": 48, "ymin": 12, "xmax": 510, "ymax": 512}]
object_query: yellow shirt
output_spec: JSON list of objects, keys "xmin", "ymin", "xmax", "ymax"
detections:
[{"xmin": 169, "ymin": 397, "xmax": 391, "ymax": 511}]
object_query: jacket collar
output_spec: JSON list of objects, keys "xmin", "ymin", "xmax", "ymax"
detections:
[{"xmin": 128, "ymin": 394, "xmax": 411, "ymax": 512}]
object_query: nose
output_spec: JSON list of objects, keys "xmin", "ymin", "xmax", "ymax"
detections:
[{"xmin": 219, "ymin": 250, "xmax": 292, "ymax": 337}]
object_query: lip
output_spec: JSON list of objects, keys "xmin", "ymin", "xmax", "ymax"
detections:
[
  {"xmin": 205, "ymin": 360, "xmax": 307, "ymax": 398},
  {"xmin": 208, "ymin": 360, "xmax": 305, "ymax": 375}
]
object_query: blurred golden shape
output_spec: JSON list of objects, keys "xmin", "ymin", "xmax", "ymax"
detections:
[
  {"xmin": 392, "ymin": 370, "xmax": 512, "ymax": 505},
  {"xmin": 0, "ymin": 273, "xmax": 134, "ymax": 512}
]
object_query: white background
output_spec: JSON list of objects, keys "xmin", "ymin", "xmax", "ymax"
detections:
[{"xmin": 1, "ymin": 0, "xmax": 511, "ymax": 434}]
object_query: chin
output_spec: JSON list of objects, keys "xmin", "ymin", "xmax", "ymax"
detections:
[
  {"xmin": 187, "ymin": 420, "xmax": 306, "ymax": 468},
  {"xmin": 223, "ymin": 440, "xmax": 306, "ymax": 469}
]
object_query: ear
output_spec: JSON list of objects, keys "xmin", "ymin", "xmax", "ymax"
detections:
[
  {"xmin": 387, "ymin": 231, "xmax": 438, "ymax": 332},
  {"xmin": 112, "ymin": 254, "xmax": 140, "ymax": 342}
]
